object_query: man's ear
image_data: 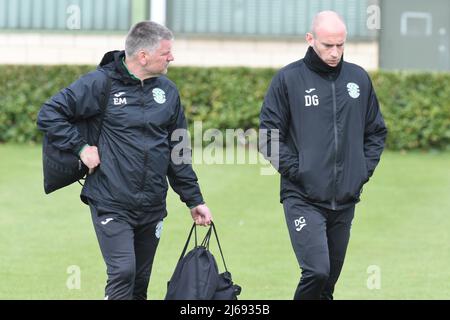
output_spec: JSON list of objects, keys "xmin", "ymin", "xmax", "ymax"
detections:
[
  {"xmin": 137, "ymin": 50, "xmax": 147, "ymax": 66},
  {"xmin": 305, "ymin": 33, "xmax": 314, "ymax": 47}
]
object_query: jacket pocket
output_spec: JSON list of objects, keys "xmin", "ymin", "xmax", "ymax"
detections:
[
  {"xmin": 359, "ymin": 157, "xmax": 370, "ymax": 189},
  {"xmin": 295, "ymin": 152, "xmax": 304, "ymax": 180},
  {"xmin": 339, "ymin": 156, "xmax": 369, "ymax": 202},
  {"xmin": 359, "ymin": 159, "xmax": 370, "ymax": 192},
  {"xmin": 295, "ymin": 150, "xmax": 331, "ymax": 201},
  {"xmin": 149, "ymin": 174, "xmax": 167, "ymax": 204},
  {"xmin": 146, "ymin": 154, "xmax": 170, "ymax": 204}
]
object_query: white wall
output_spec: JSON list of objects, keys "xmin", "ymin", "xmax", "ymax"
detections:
[{"xmin": 0, "ymin": 33, "xmax": 378, "ymax": 70}]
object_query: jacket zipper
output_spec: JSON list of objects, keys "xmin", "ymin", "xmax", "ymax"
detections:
[
  {"xmin": 331, "ymin": 81, "xmax": 338, "ymax": 211},
  {"xmin": 139, "ymin": 81, "xmax": 149, "ymax": 194}
]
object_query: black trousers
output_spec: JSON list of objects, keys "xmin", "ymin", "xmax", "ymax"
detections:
[
  {"xmin": 89, "ymin": 201, "xmax": 164, "ymax": 300},
  {"xmin": 283, "ymin": 197, "xmax": 355, "ymax": 300}
]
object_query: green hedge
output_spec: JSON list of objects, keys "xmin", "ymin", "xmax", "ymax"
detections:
[
  {"xmin": 370, "ymin": 72, "xmax": 450, "ymax": 150},
  {"xmin": 0, "ymin": 65, "xmax": 449, "ymax": 150}
]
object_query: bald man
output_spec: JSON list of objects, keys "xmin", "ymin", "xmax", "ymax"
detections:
[{"xmin": 259, "ymin": 11, "xmax": 387, "ymax": 299}]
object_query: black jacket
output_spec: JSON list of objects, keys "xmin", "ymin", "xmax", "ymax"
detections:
[
  {"xmin": 37, "ymin": 50, "xmax": 204, "ymax": 213},
  {"xmin": 259, "ymin": 47, "xmax": 387, "ymax": 210}
]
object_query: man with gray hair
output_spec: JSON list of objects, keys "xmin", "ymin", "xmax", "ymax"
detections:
[
  {"xmin": 259, "ymin": 11, "xmax": 387, "ymax": 299},
  {"xmin": 37, "ymin": 21, "xmax": 213, "ymax": 299}
]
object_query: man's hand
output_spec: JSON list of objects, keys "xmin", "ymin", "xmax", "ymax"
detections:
[
  {"xmin": 79, "ymin": 145, "xmax": 100, "ymax": 174},
  {"xmin": 190, "ymin": 204, "xmax": 213, "ymax": 226}
]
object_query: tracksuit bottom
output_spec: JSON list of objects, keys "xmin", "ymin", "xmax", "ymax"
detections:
[
  {"xmin": 283, "ymin": 197, "xmax": 355, "ymax": 300},
  {"xmin": 89, "ymin": 200, "xmax": 165, "ymax": 300}
]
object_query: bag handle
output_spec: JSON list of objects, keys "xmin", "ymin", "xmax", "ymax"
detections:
[
  {"xmin": 96, "ymin": 74, "xmax": 112, "ymax": 145},
  {"xmin": 201, "ymin": 225, "xmax": 212, "ymax": 248},
  {"xmin": 210, "ymin": 221, "xmax": 229, "ymax": 272},
  {"xmin": 178, "ymin": 222, "xmax": 199, "ymax": 261},
  {"xmin": 178, "ymin": 222, "xmax": 229, "ymax": 273},
  {"xmin": 78, "ymin": 74, "xmax": 112, "ymax": 185}
]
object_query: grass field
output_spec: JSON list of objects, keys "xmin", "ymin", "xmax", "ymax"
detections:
[{"xmin": 0, "ymin": 144, "xmax": 449, "ymax": 300}]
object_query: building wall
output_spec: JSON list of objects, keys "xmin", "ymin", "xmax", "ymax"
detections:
[
  {"xmin": 0, "ymin": 0, "xmax": 379, "ymax": 69},
  {"xmin": 175, "ymin": 38, "xmax": 378, "ymax": 69},
  {"xmin": 0, "ymin": 0, "xmax": 132, "ymax": 31},
  {"xmin": 379, "ymin": 0, "xmax": 449, "ymax": 71},
  {"xmin": 0, "ymin": 33, "xmax": 378, "ymax": 70},
  {"xmin": 167, "ymin": 0, "xmax": 376, "ymax": 39}
]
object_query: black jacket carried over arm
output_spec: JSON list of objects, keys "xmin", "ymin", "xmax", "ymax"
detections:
[
  {"xmin": 259, "ymin": 47, "xmax": 387, "ymax": 211},
  {"xmin": 37, "ymin": 50, "xmax": 204, "ymax": 213}
]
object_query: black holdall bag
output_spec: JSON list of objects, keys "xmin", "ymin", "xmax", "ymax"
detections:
[
  {"xmin": 41, "ymin": 75, "xmax": 111, "ymax": 194},
  {"xmin": 165, "ymin": 222, "xmax": 241, "ymax": 300}
]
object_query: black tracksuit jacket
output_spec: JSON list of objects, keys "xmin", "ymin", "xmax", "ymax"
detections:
[
  {"xmin": 37, "ymin": 50, "xmax": 204, "ymax": 213},
  {"xmin": 259, "ymin": 47, "xmax": 387, "ymax": 211}
]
